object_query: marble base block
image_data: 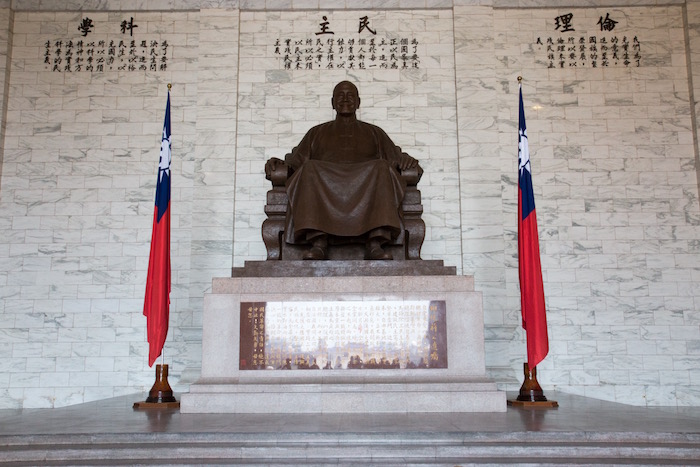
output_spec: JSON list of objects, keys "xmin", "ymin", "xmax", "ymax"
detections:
[{"xmin": 180, "ymin": 275, "xmax": 506, "ymax": 413}]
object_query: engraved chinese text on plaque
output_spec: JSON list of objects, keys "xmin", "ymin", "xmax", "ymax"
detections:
[{"xmin": 239, "ymin": 300, "xmax": 447, "ymax": 370}]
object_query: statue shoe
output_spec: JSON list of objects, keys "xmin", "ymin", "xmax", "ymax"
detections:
[
  {"xmin": 367, "ymin": 246, "xmax": 393, "ymax": 260},
  {"xmin": 303, "ymin": 246, "xmax": 327, "ymax": 260}
]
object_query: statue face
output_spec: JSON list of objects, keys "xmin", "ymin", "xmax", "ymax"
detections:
[{"xmin": 332, "ymin": 82, "xmax": 360, "ymax": 116}]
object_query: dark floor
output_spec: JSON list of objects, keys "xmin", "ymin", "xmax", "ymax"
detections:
[{"xmin": 1, "ymin": 391, "xmax": 699, "ymax": 437}]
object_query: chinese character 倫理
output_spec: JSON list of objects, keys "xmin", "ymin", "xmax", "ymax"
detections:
[
  {"xmin": 597, "ymin": 13, "xmax": 618, "ymax": 32},
  {"xmin": 554, "ymin": 13, "xmax": 575, "ymax": 32}
]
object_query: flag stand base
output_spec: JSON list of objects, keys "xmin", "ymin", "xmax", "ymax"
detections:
[
  {"xmin": 507, "ymin": 362, "xmax": 558, "ymax": 408},
  {"xmin": 133, "ymin": 364, "xmax": 180, "ymax": 409}
]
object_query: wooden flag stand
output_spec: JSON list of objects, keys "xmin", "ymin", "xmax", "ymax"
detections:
[
  {"xmin": 133, "ymin": 364, "xmax": 180, "ymax": 409},
  {"xmin": 507, "ymin": 362, "xmax": 558, "ymax": 408}
]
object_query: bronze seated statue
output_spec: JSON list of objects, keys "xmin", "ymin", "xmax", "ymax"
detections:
[{"xmin": 263, "ymin": 81, "xmax": 426, "ymax": 261}]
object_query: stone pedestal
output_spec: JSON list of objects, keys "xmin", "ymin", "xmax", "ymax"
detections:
[{"xmin": 181, "ymin": 265, "xmax": 505, "ymax": 413}]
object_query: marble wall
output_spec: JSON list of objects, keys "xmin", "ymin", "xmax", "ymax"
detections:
[
  {"xmin": 469, "ymin": 3, "xmax": 700, "ymax": 406},
  {"xmin": 0, "ymin": 8, "xmax": 201, "ymax": 407},
  {"xmin": 0, "ymin": 0, "xmax": 699, "ymax": 408}
]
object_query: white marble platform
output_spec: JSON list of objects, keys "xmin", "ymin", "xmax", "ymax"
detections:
[{"xmin": 180, "ymin": 275, "xmax": 506, "ymax": 413}]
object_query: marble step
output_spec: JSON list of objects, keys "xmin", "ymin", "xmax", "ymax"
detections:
[{"xmin": 2, "ymin": 431, "xmax": 699, "ymax": 465}]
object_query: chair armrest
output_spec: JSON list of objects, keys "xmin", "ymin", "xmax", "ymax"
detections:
[
  {"xmin": 400, "ymin": 165, "xmax": 423, "ymax": 186},
  {"xmin": 268, "ymin": 164, "xmax": 291, "ymax": 187}
]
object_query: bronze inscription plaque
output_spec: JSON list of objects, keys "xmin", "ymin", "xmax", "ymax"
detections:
[{"xmin": 240, "ymin": 300, "xmax": 447, "ymax": 370}]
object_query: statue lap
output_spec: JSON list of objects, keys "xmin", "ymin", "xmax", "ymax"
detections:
[{"xmin": 263, "ymin": 157, "xmax": 425, "ymax": 261}]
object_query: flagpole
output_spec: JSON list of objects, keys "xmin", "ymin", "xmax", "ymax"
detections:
[
  {"xmin": 135, "ymin": 83, "xmax": 179, "ymax": 409},
  {"xmin": 161, "ymin": 83, "xmax": 171, "ymax": 371},
  {"xmin": 160, "ymin": 81, "xmax": 170, "ymax": 373},
  {"xmin": 507, "ymin": 75, "xmax": 557, "ymax": 408}
]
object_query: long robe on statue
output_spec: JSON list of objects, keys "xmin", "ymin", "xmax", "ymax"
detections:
[{"xmin": 284, "ymin": 119, "xmax": 407, "ymax": 244}]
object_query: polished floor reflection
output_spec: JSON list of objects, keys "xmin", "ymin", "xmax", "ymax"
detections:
[
  {"xmin": 1, "ymin": 391, "xmax": 699, "ymax": 436},
  {"xmin": 1, "ymin": 392, "xmax": 700, "ymax": 466}
]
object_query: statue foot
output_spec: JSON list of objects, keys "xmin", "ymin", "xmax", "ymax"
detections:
[
  {"xmin": 303, "ymin": 246, "xmax": 327, "ymax": 260},
  {"xmin": 367, "ymin": 246, "xmax": 393, "ymax": 260},
  {"xmin": 303, "ymin": 233, "xmax": 328, "ymax": 260}
]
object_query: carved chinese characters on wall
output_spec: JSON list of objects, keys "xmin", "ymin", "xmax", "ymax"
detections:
[
  {"xmin": 273, "ymin": 14, "xmax": 421, "ymax": 70},
  {"xmin": 43, "ymin": 16, "xmax": 172, "ymax": 73},
  {"xmin": 536, "ymin": 11, "xmax": 642, "ymax": 68}
]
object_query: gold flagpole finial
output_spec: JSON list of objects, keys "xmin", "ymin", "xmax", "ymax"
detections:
[
  {"xmin": 517, "ymin": 76, "xmax": 523, "ymax": 83},
  {"xmin": 167, "ymin": 83, "xmax": 172, "ymax": 91}
]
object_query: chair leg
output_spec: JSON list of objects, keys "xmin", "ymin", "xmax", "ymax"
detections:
[
  {"xmin": 262, "ymin": 218, "xmax": 284, "ymax": 260},
  {"xmin": 404, "ymin": 218, "xmax": 425, "ymax": 260}
]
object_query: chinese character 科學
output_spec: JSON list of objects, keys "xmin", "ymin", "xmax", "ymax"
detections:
[
  {"xmin": 78, "ymin": 18, "xmax": 94, "ymax": 37},
  {"xmin": 121, "ymin": 17, "xmax": 139, "ymax": 36}
]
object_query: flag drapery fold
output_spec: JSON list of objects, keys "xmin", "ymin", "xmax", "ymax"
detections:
[
  {"xmin": 143, "ymin": 92, "xmax": 171, "ymax": 367},
  {"xmin": 518, "ymin": 83, "xmax": 549, "ymax": 370}
]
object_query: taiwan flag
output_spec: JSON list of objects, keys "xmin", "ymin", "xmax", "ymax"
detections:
[
  {"xmin": 518, "ymin": 83, "xmax": 549, "ymax": 370},
  {"xmin": 143, "ymin": 92, "xmax": 171, "ymax": 367}
]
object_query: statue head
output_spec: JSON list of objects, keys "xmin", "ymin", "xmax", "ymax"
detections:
[{"xmin": 331, "ymin": 80, "xmax": 360, "ymax": 116}]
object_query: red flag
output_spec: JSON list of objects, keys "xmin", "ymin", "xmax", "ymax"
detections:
[
  {"xmin": 143, "ymin": 92, "xmax": 171, "ymax": 367},
  {"xmin": 518, "ymin": 84, "xmax": 549, "ymax": 369}
]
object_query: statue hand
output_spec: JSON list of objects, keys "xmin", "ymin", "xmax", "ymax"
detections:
[
  {"xmin": 265, "ymin": 157, "xmax": 286, "ymax": 179},
  {"xmin": 397, "ymin": 153, "xmax": 419, "ymax": 171}
]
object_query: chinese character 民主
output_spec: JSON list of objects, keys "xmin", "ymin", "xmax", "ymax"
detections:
[
  {"xmin": 358, "ymin": 16, "xmax": 376, "ymax": 35},
  {"xmin": 315, "ymin": 15, "xmax": 334, "ymax": 35}
]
